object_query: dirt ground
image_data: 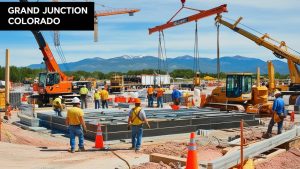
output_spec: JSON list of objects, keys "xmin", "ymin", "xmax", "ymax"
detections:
[
  {"xmin": 0, "ymin": 123, "xmax": 70, "ymax": 147},
  {"xmin": 256, "ymin": 148, "xmax": 300, "ymax": 169},
  {"xmin": 142, "ymin": 141, "xmax": 223, "ymax": 161}
]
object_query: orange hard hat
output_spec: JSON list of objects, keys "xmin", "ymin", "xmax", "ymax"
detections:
[{"xmin": 135, "ymin": 98, "xmax": 141, "ymax": 104}]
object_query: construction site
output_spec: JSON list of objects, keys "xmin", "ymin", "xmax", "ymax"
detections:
[{"xmin": 1, "ymin": 0, "xmax": 300, "ymax": 169}]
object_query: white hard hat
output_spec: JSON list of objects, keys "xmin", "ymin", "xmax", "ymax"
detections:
[
  {"xmin": 274, "ymin": 90, "xmax": 281, "ymax": 95},
  {"xmin": 83, "ymin": 84, "xmax": 86, "ymax": 87},
  {"xmin": 72, "ymin": 97, "xmax": 81, "ymax": 104},
  {"xmin": 58, "ymin": 96, "xmax": 62, "ymax": 99}
]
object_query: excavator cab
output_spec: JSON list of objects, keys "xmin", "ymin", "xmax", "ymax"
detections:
[{"xmin": 226, "ymin": 73, "xmax": 253, "ymax": 99}]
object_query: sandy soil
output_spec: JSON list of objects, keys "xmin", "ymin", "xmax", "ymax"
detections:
[
  {"xmin": 0, "ymin": 123, "xmax": 69, "ymax": 147},
  {"xmin": 256, "ymin": 148, "xmax": 300, "ymax": 169},
  {"xmin": 142, "ymin": 141, "xmax": 223, "ymax": 164},
  {"xmin": 132, "ymin": 162, "xmax": 173, "ymax": 169}
]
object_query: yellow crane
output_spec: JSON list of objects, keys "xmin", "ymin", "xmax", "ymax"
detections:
[
  {"xmin": 214, "ymin": 15, "xmax": 300, "ymax": 105},
  {"xmin": 205, "ymin": 15, "xmax": 300, "ymax": 114},
  {"xmin": 215, "ymin": 15, "xmax": 300, "ymax": 85}
]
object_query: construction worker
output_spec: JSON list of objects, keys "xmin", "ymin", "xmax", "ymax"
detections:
[
  {"xmin": 66, "ymin": 97, "xmax": 87, "ymax": 153},
  {"xmin": 4, "ymin": 102, "xmax": 12, "ymax": 120},
  {"xmin": 100, "ymin": 87, "xmax": 109, "ymax": 109},
  {"xmin": 94, "ymin": 89, "xmax": 100, "ymax": 109},
  {"xmin": 264, "ymin": 90, "xmax": 285, "ymax": 138},
  {"xmin": 147, "ymin": 86, "xmax": 154, "ymax": 107},
  {"xmin": 172, "ymin": 86, "xmax": 182, "ymax": 105},
  {"xmin": 53, "ymin": 96, "xmax": 64, "ymax": 117},
  {"xmin": 79, "ymin": 84, "xmax": 89, "ymax": 109},
  {"xmin": 128, "ymin": 98, "xmax": 150, "ymax": 151},
  {"xmin": 156, "ymin": 86, "xmax": 165, "ymax": 108}
]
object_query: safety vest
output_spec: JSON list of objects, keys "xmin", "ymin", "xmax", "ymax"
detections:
[
  {"xmin": 80, "ymin": 87, "xmax": 89, "ymax": 95},
  {"xmin": 147, "ymin": 87, "xmax": 154, "ymax": 95},
  {"xmin": 131, "ymin": 106, "xmax": 143, "ymax": 125},
  {"xmin": 94, "ymin": 92, "xmax": 100, "ymax": 100},
  {"xmin": 156, "ymin": 88, "xmax": 164, "ymax": 97},
  {"xmin": 53, "ymin": 98, "xmax": 61, "ymax": 108}
]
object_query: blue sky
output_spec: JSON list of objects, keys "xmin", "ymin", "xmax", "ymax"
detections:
[{"xmin": 0, "ymin": 0, "xmax": 299, "ymax": 67}]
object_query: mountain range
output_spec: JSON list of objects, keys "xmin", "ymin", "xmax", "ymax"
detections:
[{"xmin": 28, "ymin": 55, "xmax": 289, "ymax": 74}]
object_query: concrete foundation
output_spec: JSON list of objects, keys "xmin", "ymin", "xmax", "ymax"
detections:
[{"xmin": 37, "ymin": 108, "xmax": 259, "ymax": 141}]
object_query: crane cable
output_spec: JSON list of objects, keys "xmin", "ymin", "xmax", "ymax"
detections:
[
  {"xmin": 193, "ymin": 21, "xmax": 200, "ymax": 74},
  {"xmin": 216, "ymin": 22, "xmax": 221, "ymax": 81},
  {"xmin": 49, "ymin": 32, "xmax": 70, "ymax": 72},
  {"xmin": 158, "ymin": 31, "xmax": 168, "ymax": 75}
]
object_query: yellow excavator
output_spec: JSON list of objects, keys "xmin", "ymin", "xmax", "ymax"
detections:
[{"xmin": 205, "ymin": 15, "xmax": 300, "ymax": 113}]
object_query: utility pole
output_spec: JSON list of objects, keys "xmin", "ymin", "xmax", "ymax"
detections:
[{"xmin": 5, "ymin": 49, "xmax": 10, "ymax": 119}]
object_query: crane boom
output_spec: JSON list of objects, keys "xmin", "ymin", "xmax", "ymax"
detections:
[
  {"xmin": 215, "ymin": 15, "xmax": 300, "ymax": 83},
  {"xmin": 149, "ymin": 4, "xmax": 228, "ymax": 34},
  {"xmin": 32, "ymin": 31, "xmax": 70, "ymax": 81},
  {"xmin": 95, "ymin": 8, "xmax": 140, "ymax": 17}
]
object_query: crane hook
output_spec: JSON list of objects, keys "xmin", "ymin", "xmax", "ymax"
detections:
[{"xmin": 181, "ymin": 0, "xmax": 186, "ymax": 5}]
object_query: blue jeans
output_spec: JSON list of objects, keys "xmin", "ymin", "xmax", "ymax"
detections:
[
  {"xmin": 157, "ymin": 97, "xmax": 163, "ymax": 108},
  {"xmin": 80, "ymin": 95, "xmax": 87, "ymax": 109},
  {"xmin": 131, "ymin": 125, "xmax": 143, "ymax": 149},
  {"xmin": 148, "ymin": 95, "xmax": 153, "ymax": 107},
  {"xmin": 102, "ymin": 100, "xmax": 108, "ymax": 109},
  {"xmin": 69, "ymin": 125, "xmax": 84, "ymax": 151},
  {"xmin": 94, "ymin": 100, "xmax": 100, "ymax": 109},
  {"xmin": 54, "ymin": 108, "xmax": 62, "ymax": 117},
  {"xmin": 267, "ymin": 116, "xmax": 283, "ymax": 135}
]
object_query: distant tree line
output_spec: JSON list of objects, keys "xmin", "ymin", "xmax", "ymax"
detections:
[{"xmin": 0, "ymin": 66, "xmax": 290, "ymax": 83}]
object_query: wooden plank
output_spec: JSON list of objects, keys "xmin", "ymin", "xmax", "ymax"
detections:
[{"xmin": 150, "ymin": 153, "xmax": 186, "ymax": 166}]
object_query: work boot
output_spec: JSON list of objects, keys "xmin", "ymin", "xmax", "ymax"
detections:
[
  {"xmin": 70, "ymin": 149, "xmax": 75, "ymax": 153},
  {"xmin": 78, "ymin": 147, "xmax": 85, "ymax": 152},
  {"xmin": 262, "ymin": 133, "xmax": 272, "ymax": 139}
]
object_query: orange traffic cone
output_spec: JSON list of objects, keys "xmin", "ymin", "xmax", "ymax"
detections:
[
  {"xmin": 186, "ymin": 132, "xmax": 198, "ymax": 169},
  {"xmin": 95, "ymin": 123, "xmax": 104, "ymax": 149}
]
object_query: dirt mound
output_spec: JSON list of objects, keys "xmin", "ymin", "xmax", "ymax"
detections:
[
  {"xmin": 143, "ymin": 142, "xmax": 187, "ymax": 157},
  {"xmin": 255, "ymin": 148, "xmax": 300, "ymax": 169},
  {"xmin": 0, "ymin": 123, "xmax": 68, "ymax": 147},
  {"xmin": 132, "ymin": 162, "xmax": 173, "ymax": 169},
  {"xmin": 142, "ymin": 141, "xmax": 223, "ymax": 160}
]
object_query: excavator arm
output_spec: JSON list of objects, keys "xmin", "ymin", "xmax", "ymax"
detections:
[{"xmin": 215, "ymin": 15, "xmax": 300, "ymax": 83}]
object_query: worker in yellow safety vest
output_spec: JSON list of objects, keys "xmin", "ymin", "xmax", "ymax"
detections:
[
  {"xmin": 79, "ymin": 84, "xmax": 89, "ymax": 109},
  {"xmin": 94, "ymin": 89, "xmax": 100, "ymax": 109},
  {"xmin": 53, "ymin": 96, "xmax": 64, "ymax": 117},
  {"xmin": 100, "ymin": 87, "xmax": 109, "ymax": 109},
  {"xmin": 66, "ymin": 97, "xmax": 87, "ymax": 153},
  {"xmin": 128, "ymin": 98, "xmax": 150, "ymax": 151}
]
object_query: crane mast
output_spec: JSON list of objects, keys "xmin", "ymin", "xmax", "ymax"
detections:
[{"xmin": 215, "ymin": 15, "xmax": 300, "ymax": 84}]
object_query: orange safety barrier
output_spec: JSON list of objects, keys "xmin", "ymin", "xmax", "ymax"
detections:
[
  {"xmin": 186, "ymin": 132, "xmax": 198, "ymax": 169},
  {"xmin": 127, "ymin": 97, "xmax": 136, "ymax": 103},
  {"xmin": 95, "ymin": 123, "xmax": 104, "ymax": 149},
  {"xmin": 291, "ymin": 111, "xmax": 295, "ymax": 122},
  {"xmin": 200, "ymin": 94, "xmax": 206, "ymax": 107},
  {"xmin": 171, "ymin": 104, "xmax": 180, "ymax": 111}
]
